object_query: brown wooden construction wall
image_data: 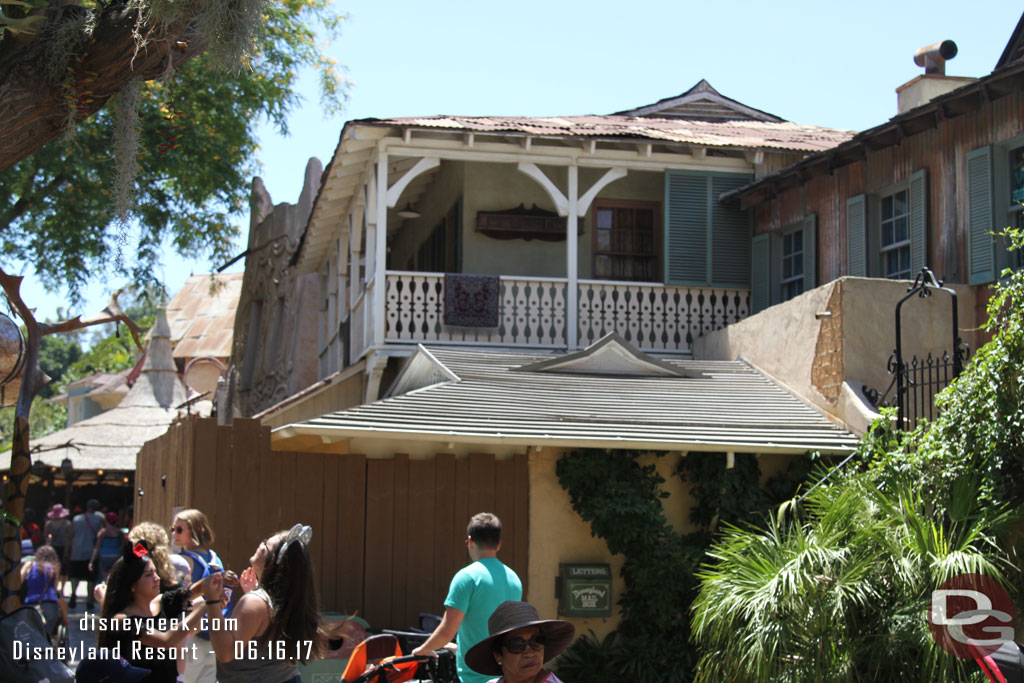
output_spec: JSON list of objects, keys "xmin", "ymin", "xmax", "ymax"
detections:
[{"xmin": 137, "ymin": 416, "xmax": 529, "ymax": 630}]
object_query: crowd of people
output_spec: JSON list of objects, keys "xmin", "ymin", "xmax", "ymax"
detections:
[{"xmin": 20, "ymin": 506, "xmax": 572, "ymax": 683}]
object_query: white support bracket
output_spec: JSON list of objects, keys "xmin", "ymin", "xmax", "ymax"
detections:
[
  {"xmin": 744, "ymin": 150, "xmax": 765, "ymax": 165},
  {"xmin": 517, "ymin": 162, "xmax": 569, "ymax": 216},
  {"xmin": 577, "ymin": 167, "xmax": 628, "ymax": 216},
  {"xmin": 385, "ymin": 156, "xmax": 440, "ymax": 208}
]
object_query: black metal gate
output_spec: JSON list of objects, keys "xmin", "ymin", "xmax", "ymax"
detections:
[{"xmin": 864, "ymin": 268, "xmax": 969, "ymax": 431}]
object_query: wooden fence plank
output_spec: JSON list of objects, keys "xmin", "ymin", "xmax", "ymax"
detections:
[
  {"xmin": 493, "ymin": 458, "xmax": 515, "ymax": 571},
  {"xmin": 432, "ymin": 453, "xmax": 455, "ymax": 614},
  {"xmin": 452, "ymin": 456, "xmax": 470, "ymax": 586},
  {"xmin": 320, "ymin": 453, "xmax": 340, "ymax": 611},
  {"xmin": 513, "ymin": 452, "xmax": 529, "ymax": 596},
  {"xmin": 211, "ymin": 423, "xmax": 235, "ymax": 568},
  {"xmin": 390, "ymin": 454, "xmax": 409, "ymax": 628},
  {"xmin": 336, "ymin": 454, "xmax": 366, "ymax": 616},
  {"xmin": 467, "ymin": 453, "xmax": 494, "ymax": 519},
  {"xmin": 191, "ymin": 418, "xmax": 218, "ymax": 517},
  {"xmin": 364, "ymin": 458, "xmax": 395, "ymax": 628},
  {"xmin": 406, "ymin": 458, "xmax": 436, "ymax": 628}
]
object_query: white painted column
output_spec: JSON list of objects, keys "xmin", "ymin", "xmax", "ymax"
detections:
[
  {"xmin": 567, "ymin": 164, "xmax": 579, "ymax": 350},
  {"xmin": 374, "ymin": 146, "xmax": 388, "ymax": 347}
]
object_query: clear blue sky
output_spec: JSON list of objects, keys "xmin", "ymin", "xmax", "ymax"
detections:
[{"xmin": 22, "ymin": 0, "xmax": 1021, "ymax": 321}]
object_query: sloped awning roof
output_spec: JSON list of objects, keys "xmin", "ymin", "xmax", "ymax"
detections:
[{"xmin": 274, "ymin": 342, "xmax": 859, "ymax": 454}]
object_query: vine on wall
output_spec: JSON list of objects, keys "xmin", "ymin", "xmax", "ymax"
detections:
[{"xmin": 555, "ymin": 448, "xmax": 811, "ymax": 683}]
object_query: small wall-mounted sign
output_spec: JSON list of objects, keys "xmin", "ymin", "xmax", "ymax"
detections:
[{"xmin": 557, "ymin": 563, "xmax": 612, "ymax": 618}]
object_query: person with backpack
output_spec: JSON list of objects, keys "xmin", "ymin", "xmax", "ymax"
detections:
[
  {"xmin": 172, "ymin": 508, "xmax": 228, "ymax": 683},
  {"xmin": 20, "ymin": 544, "xmax": 68, "ymax": 646},
  {"xmin": 68, "ymin": 499, "xmax": 104, "ymax": 610}
]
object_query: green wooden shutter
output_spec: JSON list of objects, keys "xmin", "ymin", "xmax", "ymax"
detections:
[
  {"xmin": 751, "ymin": 233, "xmax": 770, "ymax": 313},
  {"xmin": 846, "ymin": 194, "xmax": 867, "ymax": 276},
  {"xmin": 909, "ymin": 169, "xmax": 928, "ymax": 276},
  {"xmin": 803, "ymin": 214, "xmax": 817, "ymax": 292},
  {"xmin": 665, "ymin": 172, "xmax": 709, "ymax": 284},
  {"xmin": 967, "ymin": 146, "xmax": 995, "ymax": 285},
  {"xmin": 710, "ymin": 174, "xmax": 753, "ymax": 288}
]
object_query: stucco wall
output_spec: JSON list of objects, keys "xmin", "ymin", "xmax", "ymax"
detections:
[{"xmin": 693, "ymin": 276, "xmax": 977, "ymax": 433}]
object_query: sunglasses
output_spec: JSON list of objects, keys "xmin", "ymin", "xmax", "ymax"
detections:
[
  {"xmin": 170, "ymin": 525, "xmax": 187, "ymax": 534},
  {"xmin": 502, "ymin": 635, "xmax": 546, "ymax": 654}
]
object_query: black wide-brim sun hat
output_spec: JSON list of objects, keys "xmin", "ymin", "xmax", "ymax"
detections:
[{"xmin": 465, "ymin": 601, "xmax": 576, "ymax": 676}]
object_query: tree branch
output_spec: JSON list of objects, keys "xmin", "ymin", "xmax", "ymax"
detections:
[{"xmin": 0, "ymin": 4, "xmax": 206, "ymax": 172}]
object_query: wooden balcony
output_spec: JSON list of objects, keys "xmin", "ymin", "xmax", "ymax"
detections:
[{"xmin": 379, "ymin": 271, "xmax": 749, "ymax": 355}]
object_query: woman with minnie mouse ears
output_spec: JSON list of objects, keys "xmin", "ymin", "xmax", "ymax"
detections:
[
  {"xmin": 95, "ymin": 541, "xmax": 208, "ymax": 683},
  {"xmin": 202, "ymin": 524, "xmax": 327, "ymax": 683}
]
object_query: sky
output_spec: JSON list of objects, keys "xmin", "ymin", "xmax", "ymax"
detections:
[{"xmin": 20, "ymin": 0, "xmax": 1022, "ymax": 322}]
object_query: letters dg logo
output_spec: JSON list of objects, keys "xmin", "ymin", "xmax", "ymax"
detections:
[{"xmin": 929, "ymin": 573, "xmax": 1014, "ymax": 659}]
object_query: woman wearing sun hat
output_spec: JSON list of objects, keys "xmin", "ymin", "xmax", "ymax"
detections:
[{"xmin": 465, "ymin": 601, "xmax": 575, "ymax": 683}]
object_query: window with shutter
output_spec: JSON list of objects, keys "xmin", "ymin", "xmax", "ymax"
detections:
[
  {"xmin": 749, "ymin": 215, "xmax": 816, "ymax": 313},
  {"xmin": 967, "ymin": 146, "xmax": 995, "ymax": 285},
  {"xmin": 665, "ymin": 170, "xmax": 752, "ymax": 287},
  {"xmin": 846, "ymin": 195, "xmax": 867, "ymax": 277}
]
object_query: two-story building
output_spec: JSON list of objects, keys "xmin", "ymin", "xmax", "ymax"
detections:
[{"xmin": 210, "ymin": 82, "xmax": 862, "ymax": 636}]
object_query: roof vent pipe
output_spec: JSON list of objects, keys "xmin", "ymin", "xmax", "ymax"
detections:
[{"xmin": 914, "ymin": 40, "xmax": 958, "ymax": 75}]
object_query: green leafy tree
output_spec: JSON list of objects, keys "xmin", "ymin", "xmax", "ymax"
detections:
[
  {"xmin": 36, "ymin": 332, "xmax": 82, "ymax": 399},
  {"xmin": 0, "ymin": 397, "xmax": 66, "ymax": 453},
  {"xmin": 0, "ymin": 0, "xmax": 347, "ymax": 298},
  {"xmin": 691, "ymin": 230, "xmax": 1024, "ymax": 682}
]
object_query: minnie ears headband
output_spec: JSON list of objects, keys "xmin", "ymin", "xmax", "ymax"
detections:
[
  {"xmin": 124, "ymin": 540, "xmax": 150, "ymax": 562},
  {"xmin": 277, "ymin": 524, "xmax": 312, "ymax": 561}
]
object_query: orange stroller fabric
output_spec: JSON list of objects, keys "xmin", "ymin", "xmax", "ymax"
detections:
[{"xmin": 342, "ymin": 634, "xmax": 420, "ymax": 683}]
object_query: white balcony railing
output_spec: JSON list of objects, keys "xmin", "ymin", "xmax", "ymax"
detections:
[{"xmin": 383, "ymin": 271, "xmax": 749, "ymax": 354}]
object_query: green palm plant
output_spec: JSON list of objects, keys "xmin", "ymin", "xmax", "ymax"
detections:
[{"xmin": 692, "ymin": 468, "xmax": 1018, "ymax": 682}]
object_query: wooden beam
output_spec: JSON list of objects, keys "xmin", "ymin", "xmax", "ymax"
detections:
[
  {"xmin": 691, "ymin": 146, "xmax": 707, "ymax": 160},
  {"xmin": 577, "ymin": 167, "xmax": 628, "ymax": 216},
  {"xmin": 385, "ymin": 156, "xmax": 440, "ymax": 208},
  {"xmin": 516, "ymin": 162, "xmax": 569, "ymax": 216}
]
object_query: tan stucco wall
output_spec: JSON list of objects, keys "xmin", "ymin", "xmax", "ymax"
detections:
[
  {"xmin": 693, "ymin": 277, "xmax": 977, "ymax": 433},
  {"xmin": 527, "ymin": 447, "xmax": 795, "ymax": 644}
]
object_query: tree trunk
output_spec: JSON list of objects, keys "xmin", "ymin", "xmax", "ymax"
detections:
[
  {"xmin": 1, "ymin": 416, "xmax": 31, "ymax": 613},
  {"xmin": 0, "ymin": 4, "xmax": 204, "ymax": 172}
]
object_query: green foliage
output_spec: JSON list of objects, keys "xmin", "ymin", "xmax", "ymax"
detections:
[
  {"xmin": 68, "ymin": 314, "xmax": 154, "ymax": 379},
  {"xmin": 691, "ymin": 229, "xmax": 1024, "ymax": 682},
  {"xmin": 555, "ymin": 449, "xmax": 814, "ymax": 683},
  {"xmin": 0, "ymin": 396, "xmax": 66, "ymax": 451},
  {"xmin": 37, "ymin": 333, "xmax": 82, "ymax": 398},
  {"xmin": 0, "ymin": 0, "xmax": 348, "ymax": 300}
]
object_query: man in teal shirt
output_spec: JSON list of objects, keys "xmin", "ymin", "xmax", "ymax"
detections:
[{"xmin": 413, "ymin": 513, "xmax": 522, "ymax": 683}]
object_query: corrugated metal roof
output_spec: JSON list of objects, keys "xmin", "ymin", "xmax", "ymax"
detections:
[
  {"xmin": 355, "ymin": 115, "xmax": 854, "ymax": 153},
  {"xmin": 276, "ymin": 347, "xmax": 859, "ymax": 454},
  {"xmin": 163, "ymin": 273, "xmax": 243, "ymax": 359}
]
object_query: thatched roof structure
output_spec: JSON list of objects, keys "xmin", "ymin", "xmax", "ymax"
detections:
[{"xmin": 3, "ymin": 311, "xmax": 187, "ymax": 474}]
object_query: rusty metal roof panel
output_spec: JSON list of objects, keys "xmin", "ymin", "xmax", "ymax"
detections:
[
  {"xmin": 358, "ymin": 115, "xmax": 855, "ymax": 153},
  {"xmin": 163, "ymin": 273, "xmax": 243, "ymax": 360}
]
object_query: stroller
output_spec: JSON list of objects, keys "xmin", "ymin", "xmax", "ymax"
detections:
[
  {"xmin": 0, "ymin": 606, "xmax": 74, "ymax": 682},
  {"xmin": 342, "ymin": 633, "xmax": 456, "ymax": 683}
]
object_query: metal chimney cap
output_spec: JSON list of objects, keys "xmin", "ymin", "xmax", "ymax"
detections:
[{"xmin": 914, "ymin": 40, "xmax": 958, "ymax": 74}]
